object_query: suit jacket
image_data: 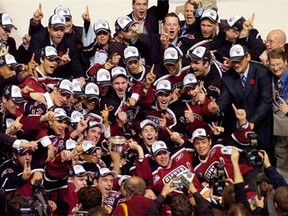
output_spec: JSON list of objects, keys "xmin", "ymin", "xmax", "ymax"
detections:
[
  {"xmin": 29, "ymin": 28, "xmax": 83, "ymax": 78},
  {"xmin": 217, "ymin": 61, "xmax": 273, "ymax": 149},
  {"xmin": 127, "ymin": 0, "xmax": 169, "ymax": 35}
]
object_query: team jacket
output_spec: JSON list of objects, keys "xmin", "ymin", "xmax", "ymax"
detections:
[{"xmin": 194, "ymin": 144, "xmax": 253, "ymax": 184}]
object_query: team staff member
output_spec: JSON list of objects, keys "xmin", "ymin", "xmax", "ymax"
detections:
[
  {"xmin": 216, "ymin": 45, "xmax": 273, "ymax": 156},
  {"xmin": 268, "ymin": 49, "xmax": 288, "ymax": 179}
]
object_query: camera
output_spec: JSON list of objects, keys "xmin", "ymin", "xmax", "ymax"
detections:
[
  {"xmin": 240, "ymin": 132, "xmax": 263, "ymax": 167},
  {"xmin": 173, "ymin": 170, "xmax": 194, "ymax": 190},
  {"xmin": 212, "ymin": 164, "xmax": 226, "ymax": 197}
]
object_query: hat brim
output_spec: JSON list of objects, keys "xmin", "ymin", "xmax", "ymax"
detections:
[
  {"xmin": 47, "ymin": 56, "xmax": 61, "ymax": 62},
  {"xmin": 112, "ymin": 74, "xmax": 128, "ymax": 80},
  {"xmin": 51, "ymin": 24, "xmax": 66, "ymax": 29},
  {"xmin": 2, "ymin": 24, "xmax": 17, "ymax": 30},
  {"xmin": 95, "ymin": 28, "xmax": 111, "ymax": 34},
  {"xmin": 12, "ymin": 97, "xmax": 27, "ymax": 104},
  {"xmin": 191, "ymin": 135, "xmax": 208, "ymax": 143},
  {"xmin": 183, "ymin": 83, "xmax": 197, "ymax": 89},
  {"xmin": 123, "ymin": 20, "xmax": 137, "ymax": 32},
  {"xmin": 156, "ymin": 89, "xmax": 171, "ymax": 95},
  {"xmin": 220, "ymin": 19, "xmax": 231, "ymax": 29},
  {"xmin": 100, "ymin": 171, "xmax": 117, "ymax": 178},
  {"xmin": 153, "ymin": 148, "xmax": 169, "ymax": 155},
  {"xmin": 188, "ymin": 53, "xmax": 202, "ymax": 61},
  {"xmin": 73, "ymin": 91, "xmax": 86, "ymax": 98},
  {"xmin": 140, "ymin": 120, "xmax": 158, "ymax": 130},
  {"xmin": 163, "ymin": 59, "xmax": 178, "ymax": 65},
  {"xmin": 86, "ymin": 94, "xmax": 99, "ymax": 100},
  {"xmin": 88, "ymin": 122, "xmax": 104, "ymax": 132},
  {"xmin": 125, "ymin": 56, "xmax": 140, "ymax": 63},
  {"xmin": 97, "ymin": 81, "xmax": 111, "ymax": 86},
  {"xmin": 59, "ymin": 89, "xmax": 73, "ymax": 95},
  {"xmin": 56, "ymin": 115, "xmax": 71, "ymax": 122},
  {"xmin": 8, "ymin": 63, "xmax": 22, "ymax": 70},
  {"xmin": 201, "ymin": 16, "xmax": 217, "ymax": 23},
  {"xmin": 230, "ymin": 55, "xmax": 245, "ymax": 62},
  {"xmin": 74, "ymin": 171, "xmax": 88, "ymax": 177}
]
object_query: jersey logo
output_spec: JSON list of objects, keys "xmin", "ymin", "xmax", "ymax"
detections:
[{"xmin": 163, "ymin": 165, "xmax": 187, "ymax": 183}]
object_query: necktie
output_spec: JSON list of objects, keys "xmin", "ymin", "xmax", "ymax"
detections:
[
  {"xmin": 276, "ymin": 79, "xmax": 282, "ymax": 98},
  {"xmin": 240, "ymin": 74, "xmax": 247, "ymax": 91}
]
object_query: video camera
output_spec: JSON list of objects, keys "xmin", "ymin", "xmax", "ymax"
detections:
[
  {"xmin": 20, "ymin": 180, "xmax": 51, "ymax": 216},
  {"xmin": 211, "ymin": 164, "xmax": 226, "ymax": 197},
  {"xmin": 240, "ymin": 132, "xmax": 263, "ymax": 167}
]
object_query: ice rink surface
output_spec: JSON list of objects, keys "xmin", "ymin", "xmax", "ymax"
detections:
[{"xmin": 0, "ymin": 0, "xmax": 287, "ymax": 46}]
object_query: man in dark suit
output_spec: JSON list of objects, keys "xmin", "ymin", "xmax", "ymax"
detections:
[
  {"xmin": 29, "ymin": 14, "xmax": 83, "ymax": 78},
  {"xmin": 216, "ymin": 44, "xmax": 273, "ymax": 156},
  {"xmin": 127, "ymin": 0, "xmax": 169, "ymax": 35}
]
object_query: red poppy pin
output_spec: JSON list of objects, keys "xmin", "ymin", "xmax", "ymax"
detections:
[
  {"xmin": 249, "ymin": 79, "xmax": 255, "ymax": 85},
  {"xmin": 58, "ymin": 51, "xmax": 64, "ymax": 57}
]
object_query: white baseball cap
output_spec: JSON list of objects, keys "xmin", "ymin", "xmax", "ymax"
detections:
[
  {"xmin": 0, "ymin": 54, "xmax": 22, "ymax": 69},
  {"xmin": 65, "ymin": 139, "xmax": 77, "ymax": 151},
  {"xmin": 70, "ymin": 110, "xmax": 84, "ymax": 124},
  {"xmin": 156, "ymin": 80, "xmax": 172, "ymax": 95},
  {"xmin": 69, "ymin": 164, "xmax": 87, "ymax": 176},
  {"xmin": 201, "ymin": 9, "xmax": 218, "ymax": 23},
  {"xmin": 54, "ymin": 5, "xmax": 72, "ymax": 18},
  {"xmin": 98, "ymin": 168, "xmax": 117, "ymax": 178},
  {"xmin": 0, "ymin": 13, "xmax": 17, "ymax": 30},
  {"xmin": 48, "ymin": 14, "xmax": 66, "ymax": 28},
  {"xmin": 124, "ymin": 46, "xmax": 140, "ymax": 63},
  {"xmin": 53, "ymin": 107, "xmax": 71, "ymax": 121},
  {"xmin": 152, "ymin": 141, "xmax": 169, "ymax": 155},
  {"xmin": 115, "ymin": 16, "xmax": 137, "ymax": 32},
  {"xmin": 95, "ymin": 68, "xmax": 111, "ymax": 86},
  {"xmin": 183, "ymin": 73, "xmax": 198, "ymax": 89},
  {"xmin": 57, "ymin": 79, "xmax": 73, "ymax": 95},
  {"xmin": 163, "ymin": 47, "xmax": 181, "ymax": 65},
  {"xmin": 41, "ymin": 46, "xmax": 61, "ymax": 62},
  {"xmin": 83, "ymin": 82, "xmax": 99, "ymax": 100},
  {"xmin": 190, "ymin": 128, "xmax": 209, "ymax": 143},
  {"xmin": 229, "ymin": 44, "xmax": 249, "ymax": 62},
  {"xmin": 3, "ymin": 85, "xmax": 26, "ymax": 103},
  {"xmin": 94, "ymin": 19, "xmax": 111, "ymax": 34},
  {"xmin": 111, "ymin": 66, "xmax": 128, "ymax": 79}
]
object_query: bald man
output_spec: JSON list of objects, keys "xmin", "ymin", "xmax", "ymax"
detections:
[
  {"xmin": 113, "ymin": 176, "xmax": 153, "ymax": 216},
  {"xmin": 260, "ymin": 29, "xmax": 287, "ymax": 65}
]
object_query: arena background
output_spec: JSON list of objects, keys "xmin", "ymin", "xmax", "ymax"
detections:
[{"xmin": 1, "ymin": 0, "xmax": 287, "ymax": 47}]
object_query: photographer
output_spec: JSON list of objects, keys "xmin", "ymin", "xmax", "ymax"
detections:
[
  {"xmin": 146, "ymin": 178, "xmax": 213, "ymax": 216},
  {"xmin": 230, "ymin": 146, "xmax": 265, "ymax": 215},
  {"xmin": 257, "ymin": 150, "xmax": 288, "ymax": 215}
]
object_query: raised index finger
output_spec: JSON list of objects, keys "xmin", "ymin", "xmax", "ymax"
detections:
[
  {"xmin": 30, "ymin": 53, "xmax": 35, "ymax": 62},
  {"xmin": 86, "ymin": 5, "xmax": 89, "ymax": 15},
  {"xmin": 38, "ymin": 3, "xmax": 42, "ymax": 12},
  {"xmin": 16, "ymin": 114, "xmax": 23, "ymax": 122},
  {"xmin": 185, "ymin": 102, "xmax": 192, "ymax": 111},
  {"xmin": 231, "ymin": 103, "xmax": 237, "ymax": 113},
  {"xmin": 251, "ymin": 13, "xmax": 255, "ymax": 25},
  {"xmin": 149, "ymin": 64, "xmax": 155, "ymax": 75}
]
